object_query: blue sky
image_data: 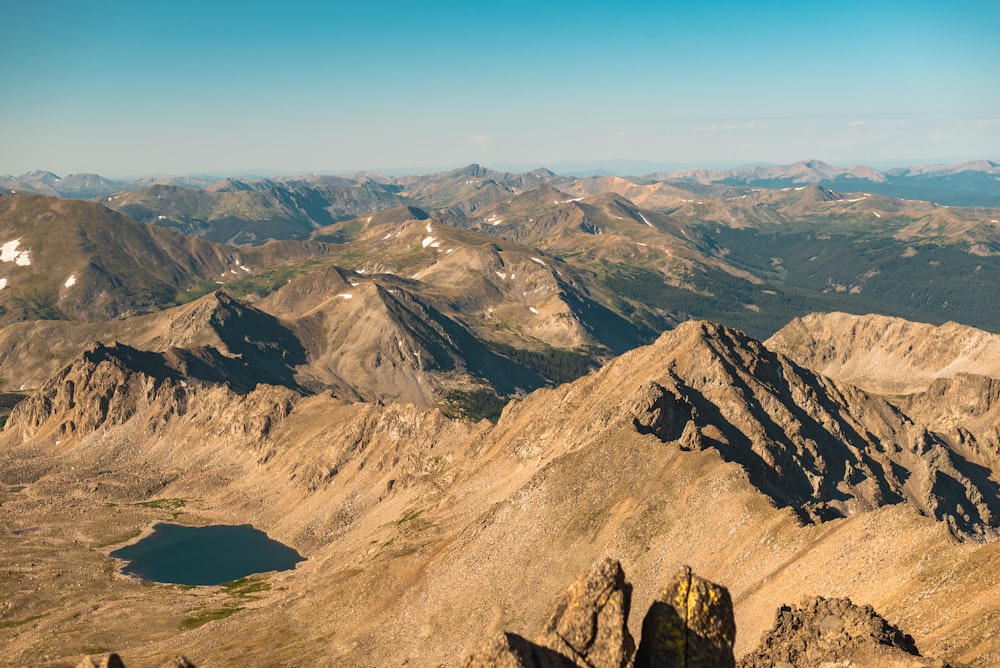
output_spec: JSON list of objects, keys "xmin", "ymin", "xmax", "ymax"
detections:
[{"xmin": 2, "ymin": 0, "xmax": 998, "ymax": 176}]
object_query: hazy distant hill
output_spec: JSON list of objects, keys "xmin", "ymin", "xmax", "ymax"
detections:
[{"xmin": 662, "ymin": 159, "xmax": 1000, "ymax": 207}]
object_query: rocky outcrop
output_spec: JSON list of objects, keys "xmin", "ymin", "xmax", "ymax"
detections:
[
  {"xmin": 766, "ymin": 312, "xmax": 1000, "ymax": 396},
  {"xmin": 463, "ymin": 558, "xmax": 634, "ymax": 668},
  {"xmin": 635, "ymin": 566, "xmax": 735, "ymax": 668},
  {"xmin": 901, "ymin": 373, "xmax": 1000, "ymax": 454},
  {"xmin": 465, "ymin": 562, "xmax": 951, "ymax": 668},
  {"xmin": 737, "ymin": 597, "xmax": 960, "ymax": 668},
  {"xmin": 464, "ymin": 561, "xmax": 723, "ymax": 668},
  {"xmin": 77, "ymin": 654, "xmax": 125, "ymax": 668},
  {"xmin": 536, "ymin": 558, "xmax": 634, "ymax": 668}
]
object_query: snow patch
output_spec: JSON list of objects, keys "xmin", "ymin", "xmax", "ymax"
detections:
[
  {"xmin": 381, "ymin": 232, "xmax": 393, "ymax": 240},
  {"xmin": 337, "ymin": 293, "xmax": 353, "ymax": 299},
  {"xmin": 64, "ymin": 274, "xmax": 77, "ymax": 288},
  {"xmin": 422, "ymin": 236, "xmax": 436, "ymax": 248},
  {"xmin": 1, "ymin": 240, "xmax": 31, "ymax": 266},
  {"xmin": 426, "ymin": 222, "xmax": 433, "ymax": 233},
  {"xmin": 349, "ymin": 280, "xmax": 360, "ymax": 287},
  {"xmin": 158, "ymin": 215, "xmax": 167, "ymax": 220},
  {"xmin": 872, "ymin": 211, "xmax": 882, "ymax": 218},
  {"xmin": 529, "ymin": 307, "xmax": 539, "ymax": 314},
  {"xmin": 239, "ymin": 265, "xmax": 251, "ymax": 272},
  {"xmin": 637, "ymin": 212, "xmax": 655, "ymax": 228},
  {"xmin": 530, "ymin": 257, "xmax": 547, "ymax": 267},
  {"xmin": 0, "ymin": 278, "xmax": 6, "ymax": 290},
  {"xmin": 495, "ymin": 271, "xmax": 507, "ymax": 280}
]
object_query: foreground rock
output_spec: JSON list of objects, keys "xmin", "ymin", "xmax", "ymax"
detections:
[
  {"xmin": 536, "ymin": 558, "xmax": 634, "ymax": 668},
  {"xmin": 463, "ymin": 558, "xmax": 634, "ymax": 668},
  {"xmin": 464, "ymin": 561, "xmax": 725, "ymax": 668},
  {"xmin": 738, "ymin": 596, "xmax": 962, "ymax": 668},
  {"xmin": 465, "ymin": 561, "xmax": 954, "ymax": 668},
  {"xmin": 635, "ymin": 565, "xmax": 735, "ymax": 668}
]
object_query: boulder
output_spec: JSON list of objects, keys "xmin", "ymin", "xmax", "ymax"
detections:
[{"xmin": 635, "ymin": 565, "xmax": 736, "ymax": 668}]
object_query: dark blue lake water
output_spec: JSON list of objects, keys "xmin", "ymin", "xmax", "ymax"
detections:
[{"xmin": 110, "ymin": 523, "xmax": 304, "ymax": 586}]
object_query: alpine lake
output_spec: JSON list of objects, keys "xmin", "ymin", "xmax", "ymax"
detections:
[{"xmin": 111, "ymin": 523, "xmax": 304, "ymax": 586}]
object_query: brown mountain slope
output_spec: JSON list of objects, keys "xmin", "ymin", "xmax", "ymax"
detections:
[
  {"xmin": 0, "ymin": 194, "xmax": 253, "ymax": 324},
  {"xmin": 307, "ymin": 209, "xmax": 648, "ymax": 354},
  {"xmin": 766, "ymin": 312, "xmax": 1000, "ymax": 395},
  {"xmin": 3, "ymin": 320, "xmax": 1000, "ymax": 665},
  {"xmin": 263, "ymin": 276, "xmax": 545, "ymax": 405}
]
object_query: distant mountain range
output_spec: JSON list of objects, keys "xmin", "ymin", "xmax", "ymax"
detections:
[
  {"xmin": 661, "ymin": 158, "xmax": 1000, "ymax": 207},
  {"xmin": 4, "ymin": 158, "xmax": 1000, "ymax": 206}
]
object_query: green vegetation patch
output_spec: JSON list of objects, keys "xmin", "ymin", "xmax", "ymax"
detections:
[
  {"xmin": 132, "ymin": 498, "xmax": 186, "ymax": 511},
  {"xmin": 220, "ymin": 576, "xmax": 271, "ymax": 598},
  {"xmin": 170, "ymin": 279, "xmax": 221, "ymax": 306},
  {"xmin": 486, "ymin": 341, "xmax": 598, "ymax": 385},
  {"xmin": 396, "ymin": 510, "xmax": 424, "ymax": 526},
  {"xmin": 131, "ymin": 497, "xmax": 187, "ymax": 519},
  {"xmin": 0, "ymin": 613, "xmax": 47, "ymax": 629},
  {"xmin": 181, "ymin": 605, "xmax": 243, "ymax": 630},
  {"xmin": 0, "ymin": 392, "xmax": 27, "ymax": 410},
  {"xmin": 313, "ymin": 219, "xmax": 364, "ymax": 243},
  {"xmin": 220, "ymin": 259, "xmax": 329, "ymax": 300},
  {"xmin": 440, "ymin": 388, "xmax": 507, "ymax": 422},
  {"xmin": 97, "ymin": 528, "xmax": 142, "ymax": 549}
]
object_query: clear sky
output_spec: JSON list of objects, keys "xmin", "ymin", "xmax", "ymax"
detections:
[{"xmin": 2, "ymin": 0, "xmax": 998, "ymax": 177}]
